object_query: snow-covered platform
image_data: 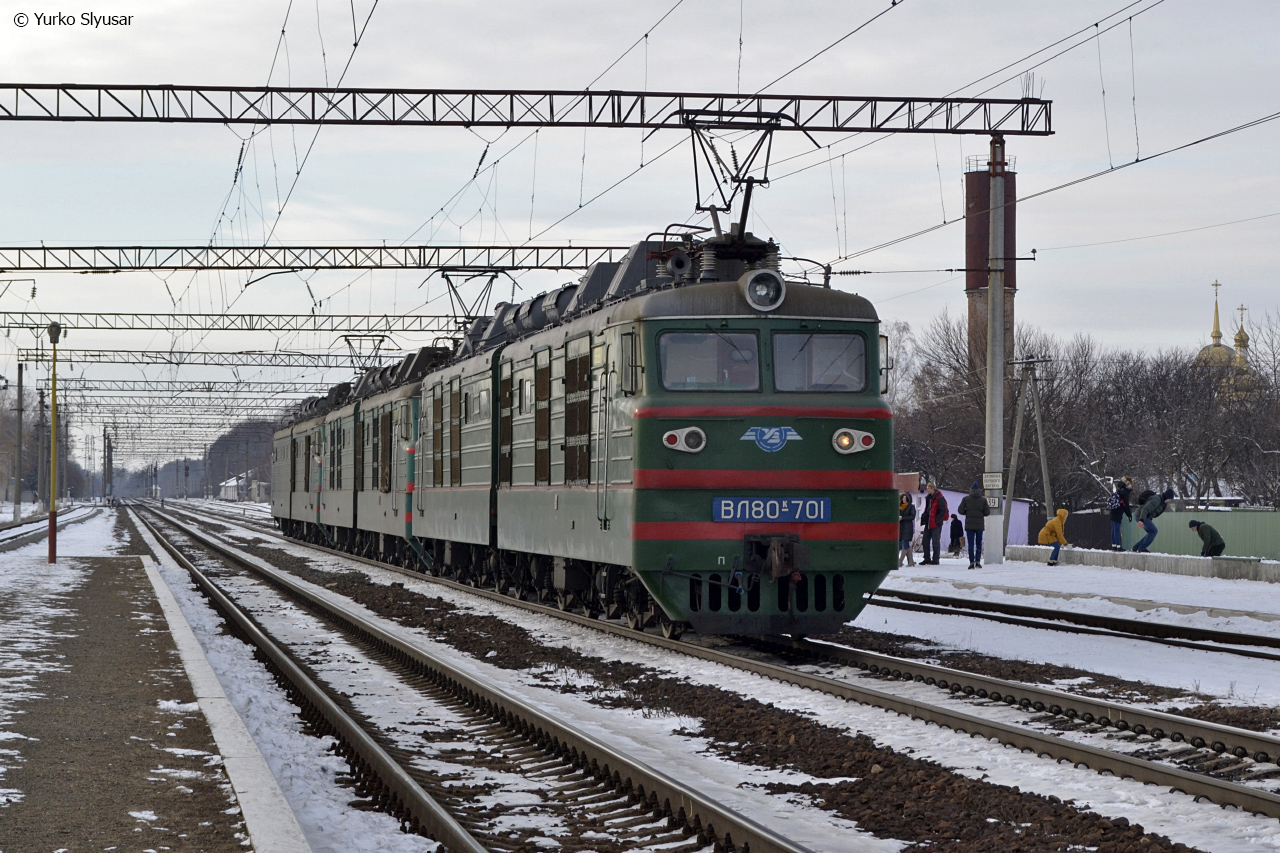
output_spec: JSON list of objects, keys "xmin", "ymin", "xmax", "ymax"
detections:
[
  {"xmin": 0, "ymin": 519, "xmax": 307, "ymax": 852},
  {"xmin": 1008, "ymin": 543, "xmax": 1280, "ymax": 583}
]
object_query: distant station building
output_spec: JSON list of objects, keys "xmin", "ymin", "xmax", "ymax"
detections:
[{"xmin": 219, "ymin": 473, "xmax": 270, "ymax": 502}]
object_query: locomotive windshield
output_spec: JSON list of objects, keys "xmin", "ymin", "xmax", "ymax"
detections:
[
  {"xmin": 773, "ymin": 333, "xmax": 866, "ymax": 392},
  {"xmin": 659, "ymin": 331, "xmax": 760, "ymax": 391}
]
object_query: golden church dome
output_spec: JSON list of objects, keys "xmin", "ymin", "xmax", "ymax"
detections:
[
  {"xmin": 1194, "ymin": 290, "xmax": 1234, "ymax": 367},
  {"xmin": 1196, "ymin": 342, "xmax": 1235, "ymax": 367}
]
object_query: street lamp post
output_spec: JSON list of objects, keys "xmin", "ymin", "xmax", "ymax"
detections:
[{"xmin": 47, "ymin": 321, "xmax": 60, "ymax": 564}]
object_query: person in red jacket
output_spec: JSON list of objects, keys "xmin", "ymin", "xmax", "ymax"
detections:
[{"xmin": 921, "ymin": 483, "xmax": 949, "ymax": 565}]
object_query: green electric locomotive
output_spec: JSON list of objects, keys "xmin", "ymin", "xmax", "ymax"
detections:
[{"xmin": 273, "ymin": 228, "xmax": 896, "ymax": 638}]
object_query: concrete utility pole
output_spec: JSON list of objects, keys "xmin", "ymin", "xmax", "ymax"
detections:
[
  {"xmin": 13, "ymin": 364, "xmax": 21, "ymax": 522},
  {"xmin": 47, "ymin": 321, "xmax": 60, "ymax": 563},
  {"xmin": 984, "ymin": 135, "xmax": 1007, "ymax": 565}
]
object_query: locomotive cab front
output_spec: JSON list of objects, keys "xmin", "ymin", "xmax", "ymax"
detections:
[{"xmin": 622, "ymin": 273, "xmax": 896, "ymax": 636}]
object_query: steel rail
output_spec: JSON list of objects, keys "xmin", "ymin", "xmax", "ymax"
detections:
[
  {"xmin": 132, "ymin": 509, "xmax": 489, "ymax": 853},
  {"xmin": 163, "ymin": 503, "xmax": 1280, "ymax": 819},
  {"xmin": 869, "ymin": 589, "xmax": 1280, "ymax": 655},
  {"xmin": 770, "ymin": 636, "xmax": 1280, "ymax": 765},
  {"xmin": 145, "ymin": 506, "xmax": 818, "ymax": 853}
]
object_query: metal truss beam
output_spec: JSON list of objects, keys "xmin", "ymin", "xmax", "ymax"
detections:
[
  {"xmin": 0, "ymin": 244, "xmax": 628, "ymax": 273},
  {"xmin": 81, "ymin": 418, "xmax": 279, "ymax": 428},
  {"xmin": 41, "ymin": 379, "xmax": 336, "ymax": 394},
  {"xmin": 19, "ymin": 349, "xmax": 394, "ymax": 368},
  {"xmin": 62, "ymin": 398, "xmax": 291, "ymax": 410},
  {"xmin": 2, "ymin": 312, "xmax": 461, "ymax": 333},
  {"xmin": 0, "ymin": 86, "xmax": 1053, "ymax": 135}
]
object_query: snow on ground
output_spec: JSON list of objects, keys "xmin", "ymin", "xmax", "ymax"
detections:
[
  {"xmin": 888, "ymin": 555, "xmax": 1280, "ymax": 621},
  {"xmin": 194, "ymin": 517, "xmax": 1280, "ymax": 853},
  {"xmin": 0, "ymin": 502, "xmax": 42, "ymax": 523},
  {"xmin": 134, "ymin": 515, "xmax": 441, "ymax": 853},
  {"xmin": 5, "ymin": 508, "xmax": 115, "ymax": 558},
  {"xmin": 0, "ymin": 510, "xmax": 124, "ymax": 807},
  {"xmin": 878, "ymin": 558, "xmax": 1280, "ymax": 706},
  {"xmin": 180, "ymin": 499, "xmax": 273, "ymax": 522}
]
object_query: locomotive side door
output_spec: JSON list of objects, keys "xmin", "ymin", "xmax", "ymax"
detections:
[
  {"xmin": 499, "ymin": 360, "xmax": 513, "ymax": 487},
  {"xmin": 432, "ymin": 384, "xmax": 444, "ymax": 488},
  {"xmin": 534, "ymin": 350, "xmax": 551, "ymax": 485},
  {"xmin": 564, "ymin": 335, "xmax": 591, "ymax": 486},
  {"xmin": 449, "ymin": 378, "xmax": 462, "ymax": 485}
]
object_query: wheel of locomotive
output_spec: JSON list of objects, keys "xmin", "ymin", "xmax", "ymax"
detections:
[
  {"xmin": 555, "ymin": 591, "xmax": 573, "ymax": 612},
  {"xmin": 493, "ymin": 565, "xmax": 511, "ymax": 596},
  {"xmin": 658, "ymin": 613, "xmax": 687, "ymax": 641},
  {"xmin": 624, "ymin": 609, "xmax": 645, "ymax": 631}
]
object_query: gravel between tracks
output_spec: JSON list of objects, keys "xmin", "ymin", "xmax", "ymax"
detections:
[{"xmin": 216, "ymin": 531, "xmax": 1205, "ymax": 853}]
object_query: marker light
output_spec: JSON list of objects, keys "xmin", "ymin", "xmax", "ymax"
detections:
[
  {"xmin": 663, "ymin": 427, "xmax": 707, "ymax": 453},
  {"xmin": 833, "ymin": 428, "xmax": 874, "ymax": 454}
]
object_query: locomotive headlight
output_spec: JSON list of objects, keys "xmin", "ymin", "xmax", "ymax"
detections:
[
  {"xmin": 739, "ymin": 269, "xmax": 786, "ymax": 312},
  {"xmin": 663, "ymin": 426, "xmax": 707, "ymax": 453},
  {"xmin": 833, "ymin": 428, "xmax": 874, "ymax": 454}
]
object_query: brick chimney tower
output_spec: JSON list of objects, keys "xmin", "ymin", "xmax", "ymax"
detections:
[{"xmin": 965, "ymin": 155, "xmax": 1016, "ymax": 373}]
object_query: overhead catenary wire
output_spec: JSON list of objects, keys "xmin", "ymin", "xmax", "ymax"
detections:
[
  {"xmin": 762, "ymin": 0, "xmax": 1170, "ymax": 184},
  {"xmin": 751, "ymin": 0, "xmax": 907, "ymax": 94},
  {"xmin": 1129, "ymin": 17, "xmax": 1141, "ymax": 159},
  {"xmin": 1095, "ymin": 24, "xmax": 1115, "ymax": 169},
  {"xmin": 1039, "ymin": 211, "xmax": 1280, "ymax": 252},
  {"xmin": 830, "ymin": 104, "xmax": 1280, "ymax": 266}
]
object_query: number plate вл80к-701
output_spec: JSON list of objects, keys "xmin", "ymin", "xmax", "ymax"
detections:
[{"xmin": 712, "ymin": 497, "xmax": 831, "ymax": 522}]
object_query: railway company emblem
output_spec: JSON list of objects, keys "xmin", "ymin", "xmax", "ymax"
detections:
[{"xmin": 741, "ymin": 426, "xmax": 802, "ymax": 453}]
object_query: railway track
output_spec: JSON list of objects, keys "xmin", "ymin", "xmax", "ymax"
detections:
[
  {"xmin": 133, "ymin": 505, "xmax": 816, "ymax": 853},
  {"xmin": 0, "ymin": 505, "xmax": 100, "ymax": 550},
  {"xmin": 867, "ymin": 588, "xmax": 1280, "ymax": 660},
  {"xmin": 158, "ymin": 502, "xmax": 1280, "ymax": 820}
]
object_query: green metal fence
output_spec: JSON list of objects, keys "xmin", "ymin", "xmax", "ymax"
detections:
[{"xmin": 1121, "ymin": 509, "xmax": 1280, "ymax": 560}]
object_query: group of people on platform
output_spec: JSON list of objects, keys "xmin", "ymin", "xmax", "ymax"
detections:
[
  {"xmin": 898, "ymin": 482, "xmax": 993, "ymax": 570},
  {"xmin": 899, "ymin": 478, "xmax": 1228, "ymax": 569}
]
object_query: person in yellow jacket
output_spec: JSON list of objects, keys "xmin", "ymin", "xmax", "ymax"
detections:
[{"xmin": 1037, "ymin": 508, "xmax": 1070, "ymax": 566}]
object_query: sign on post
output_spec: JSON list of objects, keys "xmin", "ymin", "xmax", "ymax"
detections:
[
  {"xmin": 986, "ymin": 496, "xmax": 1001, "ymax": 510},
  {"xmin": 982, "ymin": 472, "xmax": 1003, "ymax": 491}
]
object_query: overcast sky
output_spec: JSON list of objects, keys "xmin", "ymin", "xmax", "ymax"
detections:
[{"xmin": 1, "ymin": 0, "xmax": 1277, "ymax": 458}]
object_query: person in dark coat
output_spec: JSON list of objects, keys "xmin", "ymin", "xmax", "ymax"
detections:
[
  {"xmin": 948, "ymin": 514, "xmax": 964, "ymax": 558},
  {"xmin": 1134, "ymin": 488, "xmax": 1174, "ymax": 552},
  {"xmin": 921, "ymin": 483, "xmax": 948, "ymax": 565},
  {"xmin": 1109, "ymin": 476, "xmax": 1134, "ymax": 551},
  {"xmin": 957, "ymin": 482, "xmax": 991, "ymax": 569},
  {"xmin": 1188, "ymin": 520, "xmax": 1226, "ymax": 557},
  {"xmin": 898, "ymin": 494, "xmax": 917, "ymax": 567}
]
